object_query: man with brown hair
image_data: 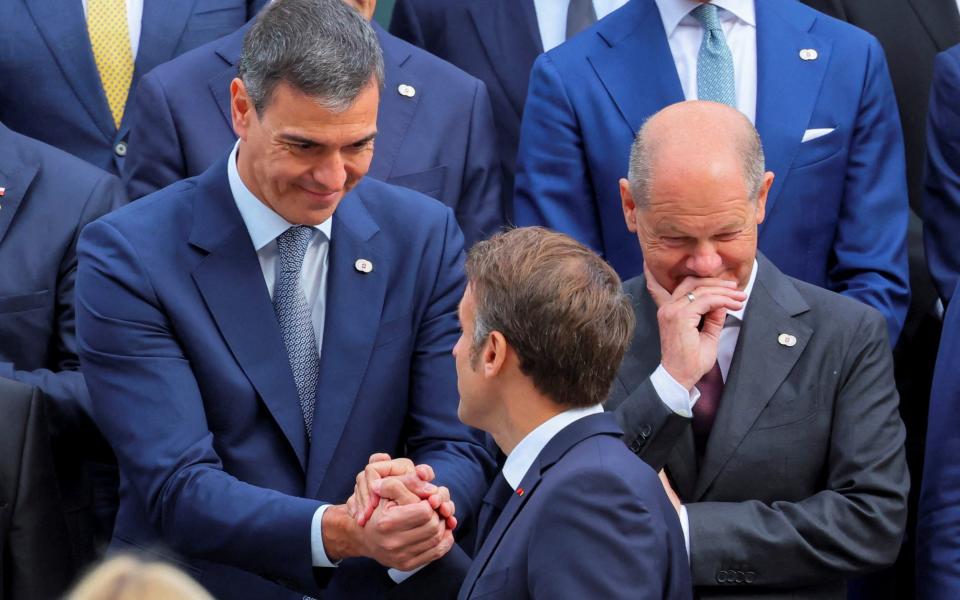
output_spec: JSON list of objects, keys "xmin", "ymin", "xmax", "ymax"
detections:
[{"xmin": 381, "ymin": 227, "xmax": 692, "ymax": 599}]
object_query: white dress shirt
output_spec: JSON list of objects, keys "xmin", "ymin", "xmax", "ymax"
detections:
[
  {"xmin": 227, "ymin": 142, "xmax": 337, "ymax": 569},
  {"xmin": 81, "ymin": 0, "xmax": 144, "ymax": 58},
  {"xmin": 533, "ymin": 0, "xmax": 629, "ymax": 52},
  {"xmin": 648, "ymin": 259, "xmax": 758, "ymax": 554},
  {"xmin": 502, "ymin": 404, "xmax": 605, "ymax": 489},
  {"xmin": 654, "ymin": 0, "xmax": 757, "ymax": 123}
]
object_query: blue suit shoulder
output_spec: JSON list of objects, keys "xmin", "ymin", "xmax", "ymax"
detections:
[
  {"xmin": 351, "ymin": 176, "xmax": 457, "ymax": 231},
  {"xmin": 382, "ymin": 28, "xmax": 485, "ymax": 94}
]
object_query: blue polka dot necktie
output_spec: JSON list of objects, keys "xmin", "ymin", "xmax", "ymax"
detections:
[
  {"xmin": 691, "ymin": 3, "xmax": 736, "ymax": 108},
  {"xmin": 273, "ymin": 226, "xmax": 320, "ymax": 439}
]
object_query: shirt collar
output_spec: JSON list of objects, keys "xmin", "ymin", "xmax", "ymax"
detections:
[
  {"xmin": 655, "ymin": 0, "xmax": 756, "ymax": 36},
  {"xmin": 501, "ymin": 404, "xmax": 604, "ymax": 490},
  {"xmin": 727, "ymin": 258, "xmax": 758, "ymax": 322},
  {"xmin": 227, "ymin": 141, "xmax": 332, "ymax": 251}
]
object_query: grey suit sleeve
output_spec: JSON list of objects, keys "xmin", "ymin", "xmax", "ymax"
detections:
[
  {"xmin": 606, "ymin": 375, "xmax": 691, "ymax": 473},
  {"xmin": 685, "ymin": 309, "xmax": 908, "ymax": 588}
]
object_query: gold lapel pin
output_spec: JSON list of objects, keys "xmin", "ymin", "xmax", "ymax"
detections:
[
  {"xmin": 778, "ymin": 333, "xmax": 797, "ymax": 347},
  {"xmin": 354, "ymin": 259, "xmax": 374, "ymax": 274},
  {"xmin": 799, "ymin": 49, "xmax": 818, "ymax": 61}
]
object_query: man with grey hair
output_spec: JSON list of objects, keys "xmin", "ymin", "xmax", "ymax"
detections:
[
  {"xmin": 75, "ymin": 0, "xmax": 494, "ymax": 598},
  {"xmin": 606, "ymin": 100, "xmax": 909, "ymax": 599}
]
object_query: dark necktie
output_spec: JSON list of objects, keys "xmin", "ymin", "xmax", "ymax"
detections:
[
  {"xmin": 273, "ymin": 226, "xmax": 320, "ymax": 440},
  {"xmin": 692, "ymin": 361, "xmax": 724, "ymax": 457},
  {"xmin": 474, "ymin": 473, "xmax": 514, "ymax": 554},
  {"xmin": 566, "ymin": 0, "xmax": 597, "ymax": 39}
]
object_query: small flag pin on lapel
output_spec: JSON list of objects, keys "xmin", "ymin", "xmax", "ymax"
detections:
[
  {"xmin": 516, "ymin": 488, "xmax": 524, "ymax": 496},
  {"xmin": 778, "ymin": 333, "xmax": 797, "ymax": 347},
  {"xmin": 354, "ymin": 258, "xmax": 373, "ymax": 273},
  {"xmin": 0, "ymin": 187, "xmax": 6, "ymax": 196}
]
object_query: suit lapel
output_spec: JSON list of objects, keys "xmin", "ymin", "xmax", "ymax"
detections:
[
  {"xmin": 467, "ymin": 0, "xmax": 542, "ymax": 118},
  {"xmin": 24, "ymin": 0, "xmax": 116, "ymax": 141},
  {"xmin": 460, "ymin": 414, "xmax": 622, "ymax": 597},
  {"xmin": 693, "ymin": 257, "xmax": 812, "ymax": 500},
  {"xmin": 209, "ymin": 26, "xmax": 248, "ymax": 131},
  {"xmin": 0, "ymin": 130, "xmax": 39, "ymax": 247},
  {"xmin": 134, "ymin": 0, "xmax": 197, "ymax": 87},
  {"xmin": 907, "ymin": 0, "xmax": 960, "ymax": 51},
  {"xmin": 369, "ymin": 25, "xmax": 422, "ymax": 182},
  {"xmin": 190, "ymin": 156, "xmax": 308, "ymax": 472},
  {"xmin": 589, "ymin": 0, "xmax": 684, "ymax": 136},
  {"xmin": 754, "ymin": 1, "xmax": 832, "ymax": 220},
  {"xmin": 306, "ymin": 184, "xmax": 387, "ymax": 498}
]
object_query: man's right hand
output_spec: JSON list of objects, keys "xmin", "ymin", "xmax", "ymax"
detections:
[{"xmin": 645, "ymin": 263, "xmax": 746, "ymax": 390}]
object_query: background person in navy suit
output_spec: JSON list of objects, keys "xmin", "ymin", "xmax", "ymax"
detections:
[
  {"xmin": 389, "ymin": 0, "xmax": 629, "ymax": 219},
  {"xmin": 513, "ymin": 0, "xmax": 910, "ymax": 346},
  {"xmin": 917, "ymin": 279, "xmax": 960, "ymax": 598},
  {"xmin": 378, "ymin": 227, "xmax": 691, "ymax": 600},
  {"xmin": 123, "ymin": 0, "xmax": 502, "ymax": 247},
  {"xmin": 0, "ymin": 122, "xmax": 125, "ymax": 570},
  {"xmin": 75, "ymin": 1, "xmax": 493, "ymax": 597},
  {"xmin": 0, "ymin": 0, "xmax": 267, "ymax": 177}
]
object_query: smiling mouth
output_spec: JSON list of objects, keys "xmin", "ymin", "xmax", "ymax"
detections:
[{"xmin": 298, "ymin": 185, "xmax": 339, "ymax": 200}]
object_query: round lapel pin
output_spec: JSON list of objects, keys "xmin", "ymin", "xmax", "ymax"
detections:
[
  {"xmin": 778, "ymin": 333, "xmax": 797, "ymax": 347},
  {"xmin": 799, "ymin": 49, "xmax": 818, "ymax": 61},
  {"xmin": 354, "ymin": 259, "xmax": 373, "ymax": 274},
  {"xmin": 397, "ymin": 84, "xmax": 416, "ymax": 98}
]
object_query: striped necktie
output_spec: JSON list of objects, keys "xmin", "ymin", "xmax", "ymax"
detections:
[{"xmin": 87, "ymin": 0, "xmax": 135, "ymax": 128}]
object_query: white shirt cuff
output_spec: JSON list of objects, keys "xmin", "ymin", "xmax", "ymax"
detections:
[
  {"xmin": 650, "ymin": 364, "xmax": 700, "ymax": 416},
  {"xmin": 679, "ymin": 504, "xmax": 691, "ymax": 562},
  {"xmin": 311, "ymin": 504, "xmax": 340, "ymax": 568},
  {"xmin": 388, "ymin": 565, "xmax": 426, "ymax": 584}
]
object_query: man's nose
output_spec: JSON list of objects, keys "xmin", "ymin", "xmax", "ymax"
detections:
[
  {"xmin": 685, "ymin": 242, "xmax": 722, "ymax": 276},
  {"xmin": 310, "ymin": 153, "xmax": 348, "ymax": 191}
]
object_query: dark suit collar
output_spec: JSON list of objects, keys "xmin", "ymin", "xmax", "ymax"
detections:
[
  {"xmin": 209, "ymin": 24, "xmax": 250, "ymax": 130},
  {"xmin": 467, "ymin": 0, "xmax": 542, "ymax": 118},
  {"xmin": 908, "ymin": 0, "xmax": 960, "ymax": 51},
  {"xmin": 461, "ymin": 412, "xmax": 622, "ymax": 596},
  {"xmin": 0, "ymin": 125, "xmax": 40, "ymax": 247},
  {"xmin": 367, "ymin": 23, "xmax": 423, "ymax": 181},
  {"xmin": 691, "ymin": 254, "xmax": 812, "ymax": 499}
]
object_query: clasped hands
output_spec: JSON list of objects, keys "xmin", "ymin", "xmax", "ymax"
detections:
[{"xmin": 322, "ymin": 453, "xmax": 456, "ymax": 572}]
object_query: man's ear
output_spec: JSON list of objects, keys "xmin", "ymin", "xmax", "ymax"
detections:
[
  {"xmin": 754, "ymin": 171, "xmax": 774, "ymax": 225},
  {"xmin": 620, "ymin": 178, "xmax": 639, "ymax": 233},
  {"xmin": 230, "ymin": 77, "xmax": 254, "ymax": 139},
  {"xmin": 483, "ymin": 331, "xmax": 509, "ymax": 379}
]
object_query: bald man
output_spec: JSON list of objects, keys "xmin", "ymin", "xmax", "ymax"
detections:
[{"xmin": 606, "ymin": 101, "xmax": 908, "ymax": 599}]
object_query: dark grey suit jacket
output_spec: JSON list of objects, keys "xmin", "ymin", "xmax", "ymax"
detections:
[
  {"xmin": 0, "ymin": 378, "xmax": 75, "ymax": 600},
  {"xmin": 606, "ymin": 255, "xmax": 909, "ymax": 599}
]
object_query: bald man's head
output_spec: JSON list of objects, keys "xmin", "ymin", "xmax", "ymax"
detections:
[
  {"xmin": 618, "ymin": 101, "xmax": 775, "ymax": 292},
  {"xmin": 627, "ymin": 101, "xmax": 766, "ymax": 210}
]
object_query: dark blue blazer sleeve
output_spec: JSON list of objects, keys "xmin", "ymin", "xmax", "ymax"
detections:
[
  {"xmin": 923, "ymin": 45, "xmax": 960, "ymax": 305},
  {"xmin": 918, "ymin": 280, "xmax": 960, "ymax": 599}
]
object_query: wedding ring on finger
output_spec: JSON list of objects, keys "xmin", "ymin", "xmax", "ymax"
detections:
[{"xmin": 686, "ymin": 292, "xmax": 696, "ymax": 303}]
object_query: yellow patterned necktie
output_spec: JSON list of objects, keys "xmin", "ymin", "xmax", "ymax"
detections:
[{"xmin": 87, "ymin": 0, "xmax": 134, "ymax": 129}]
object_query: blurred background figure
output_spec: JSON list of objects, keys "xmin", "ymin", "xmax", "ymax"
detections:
[{"xmin": 68, "ymin": 555, "xmax": 213, "ymax": 600}]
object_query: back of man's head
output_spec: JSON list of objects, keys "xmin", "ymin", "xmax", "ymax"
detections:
[
  {"xmin": 465, "ymin": 227, "xmax": 635, "ymax": 409},
  {"xmin": 239, "ymin": 0, "xmax": 384, "ymax": 115}
]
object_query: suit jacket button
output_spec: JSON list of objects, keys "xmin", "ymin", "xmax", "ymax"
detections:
[
  {"xmin": 629, "ymin": 441, "xmax": 641, "ymax": 453},
  {"xmin": 745, "ymin": 571, "xmax": 756, "ymax": 583},
  {"xmin": 640, "ymin": 424, "xmax": 652, "ymax": 439},
  {"xmin": 114, "ymin": 141, "xmax": 128, "ymax": 157},
  {"xmin": 716, "ymin": 570, "xmax": 727, "ymax": 583}
]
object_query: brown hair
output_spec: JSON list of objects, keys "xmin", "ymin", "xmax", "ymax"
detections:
[{"xmin": 465, "ymin": 227, "xmax": 635, "ymax": 408}]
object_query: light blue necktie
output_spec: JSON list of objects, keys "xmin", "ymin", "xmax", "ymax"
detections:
[
  {"xmin": 691, "ymin": 3, "xmax": 736, "ymax": 107},
  {"xmin": 273, "ymin": 225, "xmax": 320, "ymax": 439}
]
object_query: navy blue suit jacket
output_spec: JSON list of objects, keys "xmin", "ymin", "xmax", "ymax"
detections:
[
  {"xmin": 917, "ymin": 280, "xmax": 960, "ymax": 598},
  {"xmin": 513, "ymin": 0, "xmax": 910, "ymax": 344},
  {"xmin": 0, "ymin": 0, "xmax": 265, "ymax": 177},
  {"xmin": 395, "ymin": 413, "xmax": 692, "ymax": 599},
  {"xmin": 923, "ymin": 43, "xmax": 960, "ymax": 305},
  {"xmin": 76, "ymin": 158, "xmax": 495, "ymax": 599},
  {"xmin": 390, "ymin": 0, "xmax": 542, "ymax": 218},
  {"xmin": 122, "ymin": 22, "xmax": 502, "ymax": 246},
  {"xmin": 0, "ymin": 122, "xmax": 125, "ymax": 565}
]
